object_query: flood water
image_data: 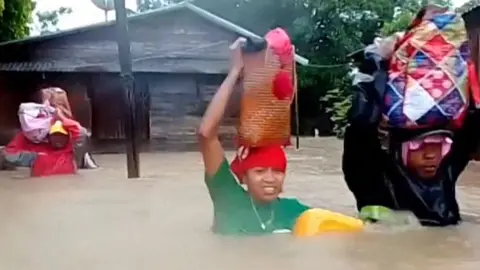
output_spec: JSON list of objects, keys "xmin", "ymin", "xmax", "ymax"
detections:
[{"xmin": 1, "ymin": 138, "xmax": 480, "ymax": 270}]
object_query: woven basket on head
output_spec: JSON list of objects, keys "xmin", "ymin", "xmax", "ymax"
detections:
[{"xmin": 238, "ymin": 45, "xmax": 297, "ymax": 148}]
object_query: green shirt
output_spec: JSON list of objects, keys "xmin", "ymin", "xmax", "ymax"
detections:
[{"xmin": 205, "ymin": 158, "xmax": 310, "ymax": 235}]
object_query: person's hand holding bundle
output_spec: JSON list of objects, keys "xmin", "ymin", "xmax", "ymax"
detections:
[{"xmin": 228, "ymin": 37, "xmax": 245, "ymax": 74}]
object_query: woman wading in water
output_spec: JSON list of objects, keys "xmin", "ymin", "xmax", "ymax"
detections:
[{"xmin": 197, "ymin": 39, "xmax": 310, "ymax": 235}]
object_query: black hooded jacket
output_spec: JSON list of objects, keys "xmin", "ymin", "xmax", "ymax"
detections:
[{"xmin": 343, "ymin": 50, "xmax": 480, "ymax": 226}]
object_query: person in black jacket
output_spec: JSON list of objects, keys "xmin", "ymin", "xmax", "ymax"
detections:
[{"xmin": 342, "ymin": 49, "xmax": 480, "ymax": 226}]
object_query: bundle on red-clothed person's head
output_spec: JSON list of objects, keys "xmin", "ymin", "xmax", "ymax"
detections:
[
  {"xmin": 230, "ymin": 145, "xmax": 287, "ymax": 183},
  {"xmin": 41, "ymin": 87, "xmax": 73, "ymax": 119},
  {"xmin": 18, "ymin": 102, "xmax": 56, "ymax": 144}
]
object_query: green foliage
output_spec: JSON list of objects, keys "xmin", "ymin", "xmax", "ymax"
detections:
[
  {"xmin": 137, "ymin": 0, "xmax": 182, "ymax": 12},
  {"xmin": 137, "ymin": 0, "xmax": 162, "ymax": 12},
  {"xmin": 320, "ymin": 75, "xmax": 352, "ymax": 137},
  {"xmin": 36, "ymin": 7, "xmax": 72, "ymax": 35},
  {"xmin": 381, "ymin": 12, "xmax": 415, "ymax": 36},
  {"xmin": 381, "ymin": 0, "xmax": 453, "ymax": 35},
  {"xmin": 0, "ymin": 0, "xmax": 35, "ymax": 42},
  {"xmin": 291, "ymin": 0, "xmax": 395, "ymax": 136}
]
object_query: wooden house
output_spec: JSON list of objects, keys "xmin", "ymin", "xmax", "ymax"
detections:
[{"xmin": 0, "ymin": 2, "xmax": 308, "ymax": 152}]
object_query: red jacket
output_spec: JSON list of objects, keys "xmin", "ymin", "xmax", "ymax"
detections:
[{"xmin": 5, "ymin": 118, "xmax": 81, "ymax": 177}]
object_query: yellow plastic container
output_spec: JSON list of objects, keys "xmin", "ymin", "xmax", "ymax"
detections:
[{"xmin": 292, "ymin": 208, "xmax": 365, "ymax": 237}]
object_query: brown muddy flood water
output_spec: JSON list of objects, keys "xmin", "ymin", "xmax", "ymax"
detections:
[{"xmin": 1, "ymin": 138, "xmax": 480, "ymax": 270}]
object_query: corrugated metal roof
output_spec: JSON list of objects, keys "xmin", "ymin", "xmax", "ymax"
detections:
[
  {"xmin": 0, "ymin": 62, "xmax": 79, "ymax": 72},
  {"xmin": 0, "ymin": 57, "xmax": 231, "ymax": 74},
  {"xmin": 0, "ymin": 2, "xmax": 309, "ymax": 66}
]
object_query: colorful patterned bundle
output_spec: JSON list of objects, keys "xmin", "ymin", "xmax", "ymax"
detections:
[
  {"xmin": 238, "ymin": 28, "xmax": 296, "ymax": 147},
  {"xmin": 384, "ymin": 6, "xmax": 480, "ymax": 129}
]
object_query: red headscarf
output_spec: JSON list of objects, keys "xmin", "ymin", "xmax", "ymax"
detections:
[{"xmin": 230, "ymin": 146, "xmax": 287, "ymax": 183}]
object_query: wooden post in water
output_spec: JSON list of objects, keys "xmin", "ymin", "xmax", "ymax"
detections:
[
  {"xmin": 294, "ymin": 95, "xmax": 300, "ymax": 149},
  {"xmin": 293, "ymin": 59, "xmax": 300, "ymax": 149},
  {"xmin": 114, "ymin": 0, "xmax": 140, "ymax": 178}
]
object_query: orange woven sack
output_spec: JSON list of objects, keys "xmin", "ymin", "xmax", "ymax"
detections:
[{"xmin": 238, "ymin": 28, "xmax": 296, "ymax": 147}]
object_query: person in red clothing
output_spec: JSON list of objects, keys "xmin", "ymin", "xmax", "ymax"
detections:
[{"xmin": 0, "ymin": 110, "xmax": 82, "ymax": 177}]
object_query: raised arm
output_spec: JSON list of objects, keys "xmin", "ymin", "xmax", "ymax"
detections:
[
  {"xmin": 449, "ymin": 108, "xmax": 480, "ymax": 178},
  {"xmin": 197, "ymin": 38, "xmax": 244, "ymax": 177},
  {"xmin": 446, "ymin": 61, "xmax": 480, "ymax": 177},
  {"xmin": 342, "ymin": 60, "xmax": 392, "ymax": 210}
]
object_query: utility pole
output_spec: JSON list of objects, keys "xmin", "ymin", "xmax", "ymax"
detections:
[{"xmin": 114, "ymin": 0, "xmax": 140, "ymax": 178}]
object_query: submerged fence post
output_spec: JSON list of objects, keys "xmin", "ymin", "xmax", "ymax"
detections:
[
  {"xmin": 294, "ymin": 58, "xmax": 300, "ymax": 149},
  {"xmin": 114, "ymin": 0, "xmax": 140, "ymax": 178}
]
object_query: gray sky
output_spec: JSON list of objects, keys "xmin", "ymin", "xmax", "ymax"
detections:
[
  {"xmin": 33, "ymin": 0, "xmax": 470, "ymax": 34},
  {"xmin": 34, "ymin": 0, "xmax": 137, "ymax": 32}
]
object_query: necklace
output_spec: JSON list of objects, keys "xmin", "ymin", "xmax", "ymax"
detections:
[{"xmin": 250, "ymin": 197, "xmax": 275, "ymax": 230}]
